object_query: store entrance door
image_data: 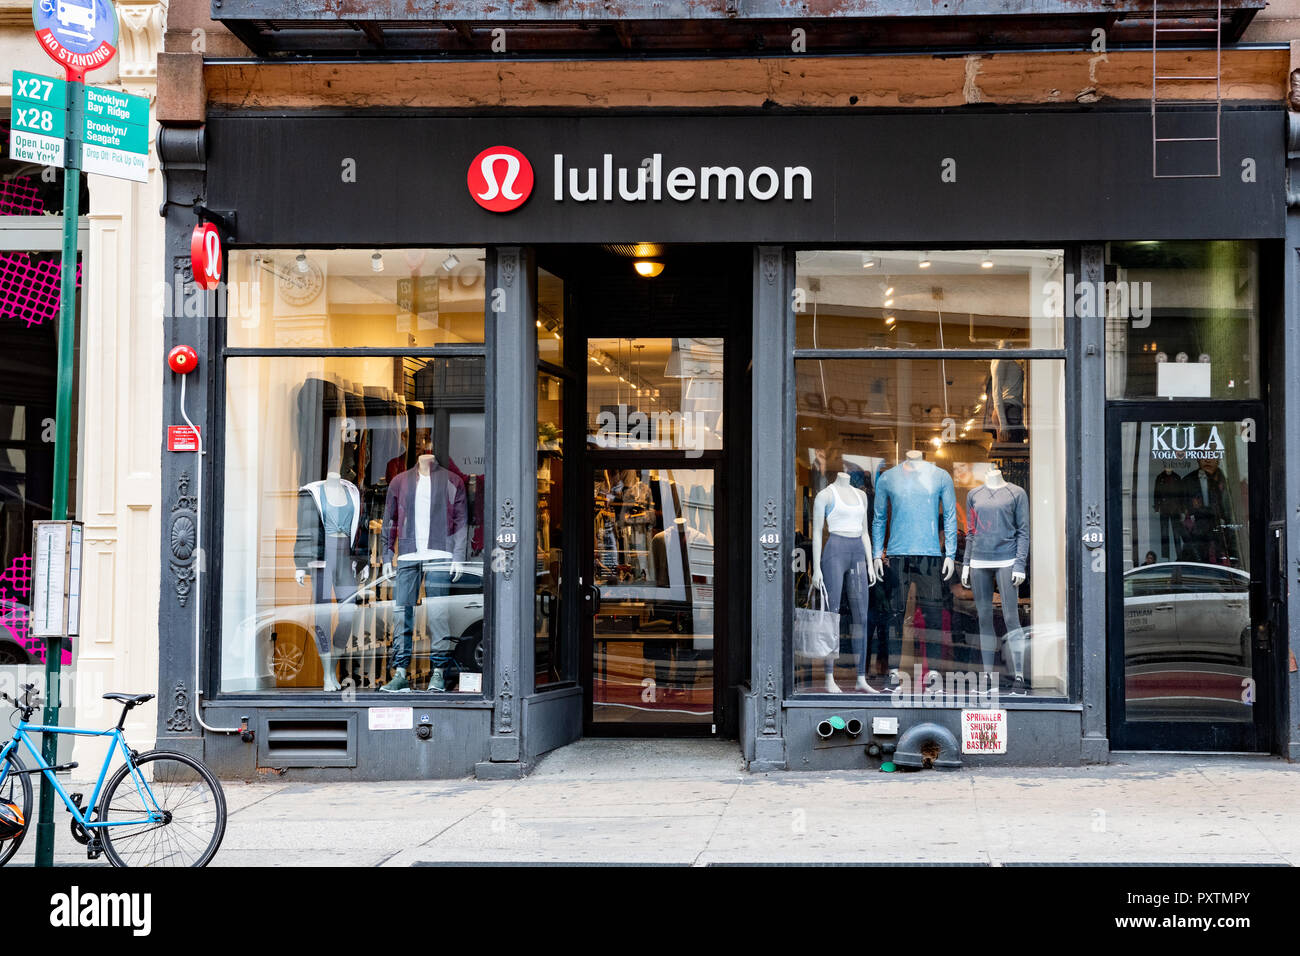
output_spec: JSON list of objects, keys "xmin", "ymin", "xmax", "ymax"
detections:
[
  {"xmin": 583, "ymin": 463, "xmax": 721, "ymax": 733},
  {"xmin": 1106, "ymin": 403, "xmax": 1272, "ymax": 751}
]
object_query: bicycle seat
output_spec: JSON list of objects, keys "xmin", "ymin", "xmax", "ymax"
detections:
[{"xmin": 103, "ymin": 693, "xmax": 155, "ymax": 707}]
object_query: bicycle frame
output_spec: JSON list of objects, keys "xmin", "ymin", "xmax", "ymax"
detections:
[{"xmin": 0, "ymin": 722, "xmax": 162, "ymax": 829}]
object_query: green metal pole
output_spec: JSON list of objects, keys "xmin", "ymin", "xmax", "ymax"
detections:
[{"xmin": 35, "ymin": 77, "xmax": 81, "ymax": 868}]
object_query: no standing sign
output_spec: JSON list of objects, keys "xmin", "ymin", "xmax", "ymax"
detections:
[{"xmin": 33, "ymin": 0, "xmax": 118, "ymax": 81}]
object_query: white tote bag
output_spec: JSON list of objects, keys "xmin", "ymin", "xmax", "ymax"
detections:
[{"xmin": 794, "ymin": 583, "xmax": 840, "ymax": 660}]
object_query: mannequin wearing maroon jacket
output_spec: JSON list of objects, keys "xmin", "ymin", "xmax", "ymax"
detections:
[{"xmin": 380, "ymin": 456, "xmax": 468, "ymax": 689}]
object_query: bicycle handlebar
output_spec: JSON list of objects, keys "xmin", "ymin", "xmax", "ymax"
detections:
[{"xmin": 2, "ymin": 685, "xmax": 38, "ymax": 718}]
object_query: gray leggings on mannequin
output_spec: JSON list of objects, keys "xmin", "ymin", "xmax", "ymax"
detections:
[
  {"xmin": 970, "ymin": 564, "xmax": 1024, "ymax": 674},
  {"xmin": 821, "ymin": 534, "xmax": 870, "ymax": 677}
]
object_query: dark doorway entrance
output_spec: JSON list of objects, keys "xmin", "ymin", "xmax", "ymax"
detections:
[
  {"xmin": 1106, "ymin": 402, "xmax": 1272, "ymax": 751},
  {"xmin": 538, "ymin": 245, "xmax": 751, "ymax": 737}
]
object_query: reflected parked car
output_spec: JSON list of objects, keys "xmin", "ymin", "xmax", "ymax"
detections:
[
  {"xmin": 1123, "ymin": 562, "xmax": 1250, "ymax": 664},
  {"xmin": 225, "ymin": 559, "xmax": 484, "ymax": 691}
]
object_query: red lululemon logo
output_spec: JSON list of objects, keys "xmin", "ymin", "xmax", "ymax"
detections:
[{"xmin": 468, "ymin": 146, "xmax": 534, "ymax": 212}]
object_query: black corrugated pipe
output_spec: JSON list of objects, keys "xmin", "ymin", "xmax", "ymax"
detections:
[{"xmin": 893, "ymin": 722, "xmax": 962, "ymax": 771}]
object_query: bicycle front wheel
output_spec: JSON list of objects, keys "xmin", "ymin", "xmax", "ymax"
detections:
[
  {"xmin": 98, "ymin": 750, "xmax": 226, "ymax": 867},
  {"xmin": 0, "ymin": 751, "xmax": 33, "ymax": 867}
]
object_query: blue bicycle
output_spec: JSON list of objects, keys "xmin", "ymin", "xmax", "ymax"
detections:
[{"xmin": 0, "ymin": 683, "xmax": 226, "ymax": 867}]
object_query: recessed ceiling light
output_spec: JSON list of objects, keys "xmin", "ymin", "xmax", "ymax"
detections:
[
  {"xmin": 884, "ymin": 315, "xmax": 896, "ymax": 326},
  {"xmin": 883, "ymin": 298, "xmax": 894, "ymax": 307},
  {"xmin": 884, "ymin": 286, "xmax": 895, "ymax": 296},
  {"xmin": 862, "ymin": 256, "xmax": 876, "ymax": 269},
  {"xmin": 980, "ymin": 258, "xmax": 994, "ymax": 269},
  {"xmin": 918, "ymin": 257, "xmax": 932, "ymax": 269}
]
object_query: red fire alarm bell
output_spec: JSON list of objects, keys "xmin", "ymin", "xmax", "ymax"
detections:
[{"xmin": 169, "ymin": 345, "xmax": 198, "ymax": 374}]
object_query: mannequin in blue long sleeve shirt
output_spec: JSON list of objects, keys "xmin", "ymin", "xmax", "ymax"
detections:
[{"xmin": 870, "ymin": 451, "xmax": 956, "ymax": 686}]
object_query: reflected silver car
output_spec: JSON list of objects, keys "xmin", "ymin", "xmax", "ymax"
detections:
[
  {"xmin": 225, "ymin": 560, "xmax": 484, "ymax": 690},
  {"xmin": 1123, "ymin": 562, "xmax": 1250, "ymax": 664}
]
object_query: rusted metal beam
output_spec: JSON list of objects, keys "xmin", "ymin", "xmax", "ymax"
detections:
[
  {"xmin": 207, "ymin": 12, "xmax": 1262, "ymax": 57},
  {"xmin": 354, "ymin": 20, "xmax": 385, "ymax": 47},
  {"xmin": 210, "ymin": 0, "xmax": 1264, "ymax": 23},
  {"xmin": 443, "ymin": 20, "xmax": 475, "ymax": 43}
]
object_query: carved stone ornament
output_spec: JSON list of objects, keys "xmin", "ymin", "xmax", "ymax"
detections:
[
  {"xmin": 761, "ymin": 251, "xmax": 780, "ymax": 286},
  {"xmin": 116, "ymin": 0, "xmax": 167, "ymax": 79},
  {"xmin": 763, "ymin": 667, "xmax": 778, "ymax": 734},
  {"xmin": 498, "ymin": 668, "xmax": 514, "ymax": 734},
  {"xmin": 169, "ymin": 472, "xmax": 198, "ymax": 606},
  {"xmin": 176, "ymin": 255, "xmax": 193, "ymax": 287},
  {"xmin": 496, "ymin": 498, "xmax": 517, "ymax": 581},
  {"xmin": 760, "ymin": 497, "xmax": 780, "ymax": 582},
  {"xmin": 1084, "ymin": 503, "xmax": 1101, "ymax": 532},
  {"xmin": 166, "ymin": 680, "xmax": 193, "ymax": 733},
  {"xmin": 1082, "ymin": 245, "xmax": 1104, "ymax": 277}
]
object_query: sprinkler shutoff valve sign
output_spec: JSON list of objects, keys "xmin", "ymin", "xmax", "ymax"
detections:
[{"xmin": 961, "ymin": 710, "xmax": 1007, "ymax": 754}]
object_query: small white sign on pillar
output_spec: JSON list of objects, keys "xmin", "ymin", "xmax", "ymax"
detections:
[{"xmin": 31, "ymin": 520, "xmax": 82, "ymax": 638}]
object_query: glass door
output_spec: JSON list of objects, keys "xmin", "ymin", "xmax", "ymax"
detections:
[
  {"xmin": 584, "ymin": 464, "xmax": 718, "ymax": 732},
  {"xmin": 1106, "ymin": 404, "xmax": 1269, "ymax": 751}
]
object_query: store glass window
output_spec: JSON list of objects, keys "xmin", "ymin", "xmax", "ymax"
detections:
[
  {"xmin": 1105, "ymin": 241, "xmax": 1259, "ymax": 400},
  {"xmin": 795, "ymin": 249, "xmax": 1064, "ymax": 350},
  {"xmin": 220, "ymin": 250, "xmax": 487, "ymax": 695},
  {"xmin": 225, "ymin": 248, "xmax": 486, "ymax": 348},
  {"xmin": 536, "ymin": 370, "xmax": 565, "ymax": 687},
  {"xmin": 585, "ymin": 337, "xmax": 724, "ymax": 453},
  {"xmin": 1117, "ymin": 419, "xmax": 1253, "ymax": 722},
  {"xmin": 0, "ymin": 240, "xmax": 82, "ymax": 681},
  {"xmin": 538, "ymin": 267, "xmax": 564, "ymax": 366},
  {"xmin": 792, "ymin": 249, "xmax": 1068, "ymax": 702}
]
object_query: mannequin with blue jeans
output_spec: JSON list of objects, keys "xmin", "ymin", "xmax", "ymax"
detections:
[
  {"xmin": 810, "ymin": 472, "xmax": 879, "ymax": 693},
  {"xmin": 379, "ymin": 452, "xmax": 468, "ymax": 692},
  {"xmin": 871, "ymin": 451, "xmax": 957, "ymax": 688}
]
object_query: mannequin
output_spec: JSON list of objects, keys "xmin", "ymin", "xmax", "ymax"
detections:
[
  {"xmin": 810, "ymin": 472, "xmax": 879, "ymax": 693},
  {"xmin": 379, "ymin": 449, "xmax": 468, "ymax": 692},
  {"xmin": 871, "ymin": 450, "xmax": 957, "ymax": 687},
  {"xmin": 989, "ymin": 344, "xmax": 1026, "ymax": 444},
  {"xmin": 960, "ymin": 467, "xmax": 1030, "ymax": 693},
  {"xmin": 649, "ymin": 514, "xmax": 714, "ymax": 698},
  {"xmin": 294, "ymin": 471, "xmax": 367, "ymax": 692},
  {"xmin": 618, "ymin": 469, "xmax": 656, "ymax": 581},
  {"xmin": 1152, "ymin": 465, "xmax": 1184, "ymax": 560}
]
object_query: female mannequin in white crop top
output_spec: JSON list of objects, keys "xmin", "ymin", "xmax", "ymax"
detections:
[{"xmin": 810, "ymin": 472, "xmax": 878, "ymax": 693}]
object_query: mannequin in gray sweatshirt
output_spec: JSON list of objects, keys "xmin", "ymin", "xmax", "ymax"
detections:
[{"xmin": 960, "ymin": 468, "xmax": 1030, "ymax": 693}]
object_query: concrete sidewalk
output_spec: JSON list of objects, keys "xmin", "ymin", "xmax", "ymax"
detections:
[{"xmin": 13, "ymin": 740, "xmax": 1300, "ymax": 866}]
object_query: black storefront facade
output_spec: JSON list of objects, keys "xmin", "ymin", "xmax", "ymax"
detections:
[{"xmin": 153, "ymin": 106, "xmax": 1300, "ymax": 779}]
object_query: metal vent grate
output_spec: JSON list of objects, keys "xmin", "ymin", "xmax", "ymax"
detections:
[{"xmin": 258, "ymin": 713, "xmax": 357, "ymax": 768}]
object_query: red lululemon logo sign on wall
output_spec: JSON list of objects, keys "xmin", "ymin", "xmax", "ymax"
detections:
[
  {"xmin": 190, "ymin": 222, "xmax": 223, "ymax": 290},
  {"xmin": 467, "ymin": 146, "xmax": 534, "ymax": 213}
]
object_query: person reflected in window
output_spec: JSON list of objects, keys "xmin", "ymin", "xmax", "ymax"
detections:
[{"xmin": 1179, "ymin": 456, "xmax": 1237, "ymax": 566}]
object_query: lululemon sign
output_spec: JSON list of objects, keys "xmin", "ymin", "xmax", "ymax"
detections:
[
  {"xmin": 32, "ymin": 0, "xmax": 119, "ymax": 81},
  {"xmin": 467, "ymin": 146, "xmax": 534, "ymax": 213},
  {"xmin": 190, "ymin": 222, "xmax": 223, "ymax": 290}
]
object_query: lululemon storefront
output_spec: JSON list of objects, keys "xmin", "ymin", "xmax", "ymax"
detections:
[{"xmin": 154, "ymin": 108, "xmax": 1295, "ymax": 779}]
